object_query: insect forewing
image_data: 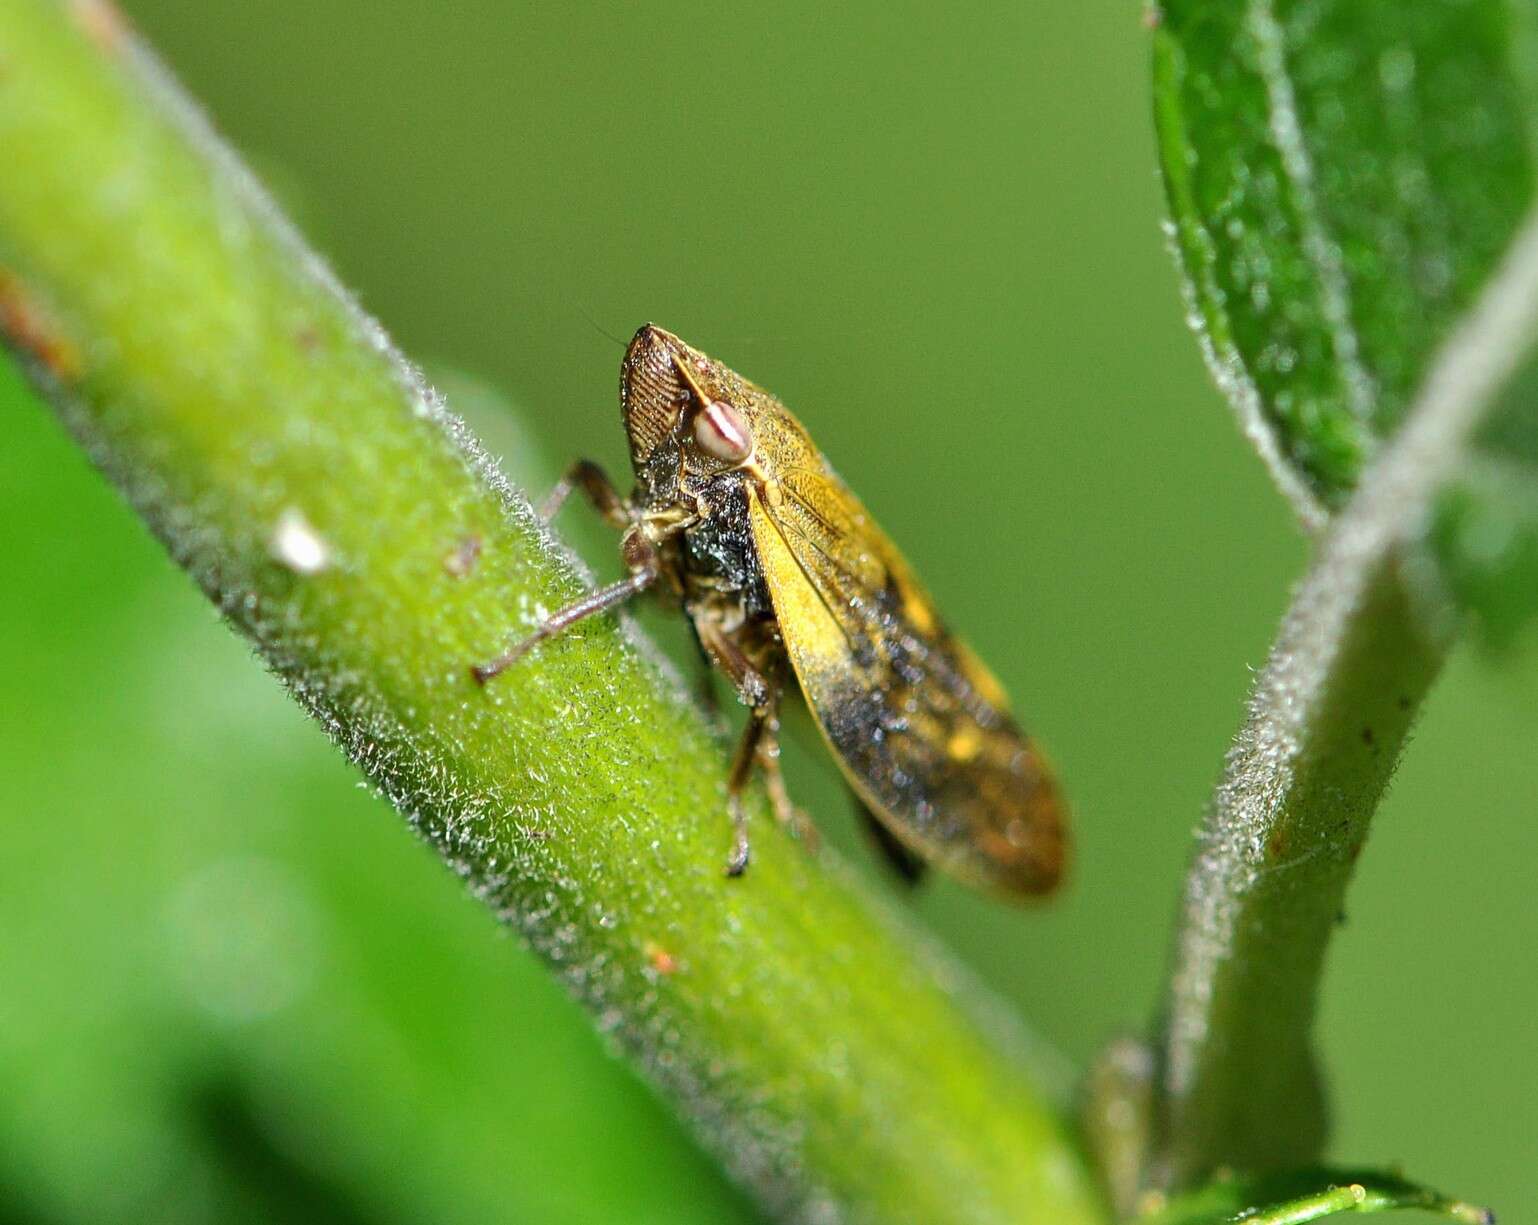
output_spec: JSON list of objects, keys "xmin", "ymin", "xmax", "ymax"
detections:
[{"xmin": 742, "ymin": 412, "xmax": 1067, "ymax": 897}]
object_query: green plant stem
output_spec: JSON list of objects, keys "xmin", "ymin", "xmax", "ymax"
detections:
[
  {"xmin": 0, "ymin": 5, "xmax": 1104, "ymax": 1223},
  {"xmin": 1153, "ymin": 206, "xmax": 1538, "ymax": 1188}
]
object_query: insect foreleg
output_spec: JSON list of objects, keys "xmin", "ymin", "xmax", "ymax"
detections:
[
  {"xmin": 539, "ymin": 458, "xmax": 630, "ymax": 527},
  {"xmin": 473, "ymin": 530, "xmax": 660, "ymax": 684}
]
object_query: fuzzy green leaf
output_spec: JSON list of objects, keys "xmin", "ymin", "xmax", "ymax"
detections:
[
  {"xmin": 1140, "ymin": 1168, "xmax": 1492, "ymax": 1225},
  {"xmin": 1153, "ymin": 0, "xmax": 1538, "ymax": 518}
]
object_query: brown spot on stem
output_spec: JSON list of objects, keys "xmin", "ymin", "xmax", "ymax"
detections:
[
  {"xmin": 643, "ymin": 941, "xmax": 679, "ymax": 976},
  {"xmin": 1141, "ymin": 4, "xmax": 1163, "ymax": 29},
  {"xmin": 1361, "ymin": 725, "xmax": 1376, "ymax": 748},
  {"xmin": 69, "ymin": 0, "xmax": 131, "ymax": 52},
  {"xmin": 444, "ymin": 533, "xmax": 482, "ymax": 578},
  {"xmin": 0, "ymin": 271, "xmax": 83, "ymax": 382}
]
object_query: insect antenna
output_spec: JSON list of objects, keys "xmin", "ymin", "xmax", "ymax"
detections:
[{"xmin": 572, "ymin": 303, "xmax": 628, "ymax": 349}]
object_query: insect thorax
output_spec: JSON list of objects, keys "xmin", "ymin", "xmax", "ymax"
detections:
[{"xmin": 676, "ymin": 472, "xmax": 773, "ymax": 618}]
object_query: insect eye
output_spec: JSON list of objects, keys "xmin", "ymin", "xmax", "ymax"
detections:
[{"xmin": 693, "ymin": 399, "xmax": 754, "ymax": 463}]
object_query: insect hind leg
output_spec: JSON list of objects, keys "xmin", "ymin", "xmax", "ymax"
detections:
[
  {"xmin": 723, "ymin": 689, "xmax": 822, "ymax": 874},
  {"xmin": 853, "ymin": 794, "xmax": 928, "ymax": 887},
  {"xmin": 758, "ymin": 719, "xmax": 819, "ymax": 852},
  {"xmin": 724, "ymin": 704, "xmax": 771, "ymax": 876},
  {"xmin": 693, "ymin": 615, "xmax": 809, "ymax": 874}
]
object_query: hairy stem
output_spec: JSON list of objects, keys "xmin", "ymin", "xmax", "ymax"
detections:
[
  {"xmin": 0, "ymin": 4, "xmax": 1104, "ymax": 1223},
  {"xmin": 1153, "ymin": 207, "xmax": 1538, "ymax": 1186}
]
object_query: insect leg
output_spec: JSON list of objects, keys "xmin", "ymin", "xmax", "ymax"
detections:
[
  {"xmin": 853, "ymin": 795, "xmax": 928, "ymax": 887},
  {"xmin": 540, "ymin": 458, "xmax": 630, "ymax": 527},
  {"xmin": 692, "ymin": 615, "xmax": 809, "ymax": 870},
  {"xmin": 685, "ymin": 620, "xmax": 722, "ymax": 716},
  {"xmin": 725, "ymin": 700, "xmax": 771, "ymax": 877},
  {"xmin": 757, "ymin": 718, "xmax": 820, "ymax": 851},
  {"xmin": 473, "ymin": 555, "xmax": 658, "ymax": 683},
  {"xmin": 691, "ymin": 614, "xmax": 772, "ymax": 710}
]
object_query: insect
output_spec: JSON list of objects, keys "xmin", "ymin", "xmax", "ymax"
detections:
[{"xmin": 474, "ymin": 324, "xmax": 1067, "ymax": 897}]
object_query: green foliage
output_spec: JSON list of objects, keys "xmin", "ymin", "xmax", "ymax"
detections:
[
  {"xmin": 1154, "ymin": 0, "xmax": 1537, "ymax": 514},
  {"xmin": 1150, "ymin": 0, "xmax": 1538, "ymax": 1195},
  {"xmin": 1156, "ymin": 0, "xmax": 1538, "ymax": 642},
  {"xmin": 1140, "ymin": 1168, "xmax": 1491, "ymax": 1225},
  {"xmin": 1431, "ymin": 376, "xmax": 1538, "ymax": 646}
]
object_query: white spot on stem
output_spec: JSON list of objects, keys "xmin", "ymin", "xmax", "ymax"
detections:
[{"xmin": 270, "ymin": 506, "xmax": 331, "ymax": 574}]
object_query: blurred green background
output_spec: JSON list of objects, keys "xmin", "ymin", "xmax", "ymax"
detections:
[{"xmin": 1, "ymin": 2, "xmax": 1532, "ymax": 1221}]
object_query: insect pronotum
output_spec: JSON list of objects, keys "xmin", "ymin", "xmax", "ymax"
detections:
[{"xmin": 475, "ymin": 325, "xmax": 1067, "ymax": 898}]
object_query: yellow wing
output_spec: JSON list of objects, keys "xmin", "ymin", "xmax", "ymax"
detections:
[{"xmin": 744, "ymin": 414, "xmax": 1067, "ymax": 897}]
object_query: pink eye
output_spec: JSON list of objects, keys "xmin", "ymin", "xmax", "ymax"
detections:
[{"xmin": 693, "ymin": 399, "xmax": 753, "ymax": 463}]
